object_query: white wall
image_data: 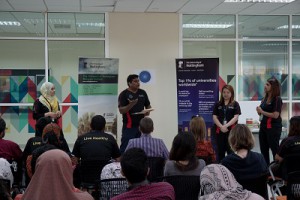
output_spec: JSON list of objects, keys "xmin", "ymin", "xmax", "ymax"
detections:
[{"xmin": 109, "ymin": 13, "xmax": 180, "ymax": 150}]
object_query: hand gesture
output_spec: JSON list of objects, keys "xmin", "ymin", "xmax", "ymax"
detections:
[
  {"xmin": 128, "ymin": 98, "xmax": 138, "ymax": 106},
  {"xmin": 256, "ymin": 106, "xmax": 262, "ymax": 115}
]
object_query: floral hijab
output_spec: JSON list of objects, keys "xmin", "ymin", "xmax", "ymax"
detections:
[{"xmin": 199, "ymin": 164, "xmax": 258, "ymax": 200}]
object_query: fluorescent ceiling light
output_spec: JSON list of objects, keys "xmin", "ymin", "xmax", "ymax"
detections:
[
  {"xmin": 0, "ymin": 21, "xmax": 21, "ymax": 26},
  {"xmin": 76, "ymin": 22, "xmax": 104, "ymax": 27},
  {"xmin": 183, "ymin": 23, "xmax": 233, "ymax": 29},
  {"xmin": 277, "ymin": 25, "xmax": 300, "ymax": 29},
  {"xmin": 224, "ymin": 0, "xmax": 294, "ymax": 2}
]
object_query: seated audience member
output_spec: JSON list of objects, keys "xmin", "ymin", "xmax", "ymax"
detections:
[
  {"xmin": 22, "ymin": 117, "xmax": 52, "ymax": 163},
  {"xmin": 101, "ymin": 162, "xmax": 124, "ymax": 180},
  {"xmin": 72, "ymin": 115, "xmax": 121, "ymax": 162},
  {"xmin": 164, "ymin": 133, "xmax": 206, "ymax": 176},
  {"xmin": 125, "ymin": 117, "xmax": 169, "ymax": 159},
  {"xmin": 26, "ymin": 123, "xmax": 72, "ymax": 179},
  {"xmin": 14, "ymin": 149, "xmax": 93, "ymax": 200},
  {"xmin": 0, "ymin": 158, "xmax": 14, "ymax": 189},
  {"xmin": 111, "ymin": 148, "xmax": 175, "ymax": 200},
  {"xmin": 274, "ymin": 116, "xmax": 300, "ymax": 180},
  {"xmin": 190, "ymin": 116, "xmax": 216, "ymax": 164},
  {"xmin": 0, "ymin": 118, "xmax": 22, "ymax": 163},
  {"xmin": 199, "ymin": 164, "xmax": 264, "ymax": 200},
  {"xmin": 221, "ymin": 124, "xmax": 267, "ymax": 180}
]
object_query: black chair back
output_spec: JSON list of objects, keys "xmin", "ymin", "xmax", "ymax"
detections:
[
  {"xmin": 147, "ymin": 157, "xmax": 165, "ymax": 181},
  {"xmin": 98, "ymin": 178, "xmax": 128, "ymax": 200},
  {"xmin": 287, "ymin": 171, "xmax": 300, "ymax": 200},
  {"xmin": 80, "ymin": 159, "xmax": 110, "ymax": 185},
  {"xmin": 237, "ymin": 173, "xmax": 268, "ymax": 200},
  {"xmin": 154, "ymin": 175, "xmax": 200, "ymax": 200}
]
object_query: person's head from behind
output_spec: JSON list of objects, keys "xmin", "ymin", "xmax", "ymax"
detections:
[
  {"xmin": 90, "ymin": 115, "xmax": 106, "ymax": 131},
  {"xmin": 0, "ymin": 181, "xmax": 12, "ymax": 200},
  {"xmin": 0, "ymin": 118, "xmax": 6, "ymax": 138},
  {"xmin": 40, "ymin": 82, "xmax": 55, "ymax": 98},
  {"xmin": 31, "ymin": 144, "xmax": 57, "ymax": 176},
  {"xmin": 228, "ymin": 124, "xmax": 254, "ymax": 151},
  {"xmin": 189, "ymin": 116, "xmax": 206, "ymax": 141},
  {"xmin": 127, "ymin": 74, "xmax": 140, "ymax": 89},
  {"xmin": 34, "ymin": 149, "xmax": 73, "ymax": 184},
  {"xmin": 0, "ymin": 158, "xmax": 13, "ymax": 189},
  {"xmin": 121, "ymin": 148, "xmax": 148, "ymax": 184},
  {"xmin": 139, "ymin": 117, "xmax": 154, "ymax": 134},
  {"xmin": 200, "ymin": 164, "xmax": 241, "ymax": 195},
  {"xmin": 169, "ymin": 133, "xmax": 197, "ymax": 162},
  {"xmin": 288, "ymin": 116, "xmax": 300, "ymax": 137},
  {"xmin": 220, "ymin": 85, "xmax": 235, "ymax": 104},
  {"xmin": 265, "ymin": 77, "xmax": 281, "ymax": 98},
  {"xmin": 35, "ymin": 117, "xmax": 52, "ymax": 137},
  {"xmin": 42, "ymin": 123, "xmax": 63, "ymax": 148}
]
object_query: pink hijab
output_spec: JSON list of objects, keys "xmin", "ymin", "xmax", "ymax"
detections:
[{"xmin": 21, "ymin": 149, "xmax": 93, "ymax": 200}]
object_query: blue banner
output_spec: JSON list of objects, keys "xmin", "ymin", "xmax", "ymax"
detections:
[{"xmin": 176, "ymin": 58, "xmax": 219, "ymax": 134}]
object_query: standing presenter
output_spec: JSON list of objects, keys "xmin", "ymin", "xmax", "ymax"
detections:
[
  {"xmin": 118, "ymin": 74, "xmax": 152, "ymax": 154},
  {"xmin": 256, "ymin": 77, "xmax": 282, "ymax": 164},
  {"xmin": 33, "ymin": 82, "xmax": 62, "ymax": 123}
]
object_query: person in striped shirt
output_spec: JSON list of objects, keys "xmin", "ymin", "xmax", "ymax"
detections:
[{"xmin": 125, "ymin": 117, "xmax": 169, "ymax": 160}]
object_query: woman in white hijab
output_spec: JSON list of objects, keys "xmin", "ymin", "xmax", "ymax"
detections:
[
  {"xmin": 199, "ymin": 164, "xmax": 264, "ymax": 200},
  {"xmin": 33, "ymin": 82, "xmax": 61, "ymax": 123}
]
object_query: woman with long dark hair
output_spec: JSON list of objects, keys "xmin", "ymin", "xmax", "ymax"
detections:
[
  {"xmin": 164, "ymin": 133, "xmax": 206, "ymax": 176},
  {"xmin": 213, "ymin": 85, "xmax": 241, "ymax": 162},
  {"xmin": 256, "ymin": 77, "xmax": 283, "ymax": 164}
]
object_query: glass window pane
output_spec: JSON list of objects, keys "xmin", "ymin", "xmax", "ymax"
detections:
[
  {"xmin": 0, "ymin": 12, "xmax": 45, "ymax": 37},
  {"xmin": 182, "ymin": 15, "xmax": 235, "ymax": 38},
  {"xmin": 48, "ymin": 40, "xmax": 105, "ymax": 103},
  {"xmin": 292, "ymin": 15, "xmax": 300, "ymax": 38},
  {"xmin": 238, "ymin": 15, "xmax": 289, "ymax": 39},
  {"xmin": 292, "ymin": 41, "xmax": 300, "ymax": 100},
  {"xmin": 292, "ymin": 103, "xmax": 300, "ymax": 116},
  {"xmin": 281, "ymin": 103, "xmax": 289, "ymax": 138},
  {"xmin": 238, "ymin": 41, "xmax": 288, "ymax": 100},
  {"xmin": 48, "ymin": 13, "xmax": 105, "ymax": 38},
  {"xmin": 0, "ymin": 40, "xmax": 45, "ymax": 103},
  {"xmin": 183, "ymin": 41, "xmax": 236, "ymax": 86}
]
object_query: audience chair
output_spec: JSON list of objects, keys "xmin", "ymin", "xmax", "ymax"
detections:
[
  {"xmin": 98, "ymin": 178, "xmax": 128, "ymax": 200},
  {"xmin": 79, "ymin": 159, "xmax": 110, "ymax": 199},
  {"xmin": 287, "ymin": 171, "xmax": 300, "ymax": 200},
  {"xmin": 154, "ymin": 175, "xmax": 200, "ymax": 200},
  {"xmin": 147, "ymin": 157, "xmax": 165, "ymax": 181},
  {"xmin": 237, "ymin": 173, "xmax": 268, "ymax": 200}
]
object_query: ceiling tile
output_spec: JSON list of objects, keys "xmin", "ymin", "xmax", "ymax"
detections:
[
  {"xmin": 238, "ymin": 3, "xmax": 287, "ymax": 14},
  {"xmin": 115, "ymin": 0, "xmax": 152, "ymax": 12},
  {"xmin": 0, "ymin": 0, "xmax": 13, "ymax": 11},
  {"xmin": 179, "ymin": 0, "xmax": 224, "ymax": 14},
  {"xmin": 147, "ymin": 0, "xmax": 189, "ymax": 13},
  {"xmin": 8, "ymin": 0, "xmax": 46, "ymax": 11}
]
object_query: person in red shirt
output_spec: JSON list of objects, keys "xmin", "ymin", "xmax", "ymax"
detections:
[{"xmin": 0, "ymin": 118, "xmax": 22, "ymax": 163}]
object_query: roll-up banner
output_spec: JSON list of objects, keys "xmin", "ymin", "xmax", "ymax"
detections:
[
  {"xmin": 78, "ymin": 57, "xmax": 119, "ymax": 136},
  {"xmin": 176, "ymin": 58, "xmax": 219, "ymax": 136}
]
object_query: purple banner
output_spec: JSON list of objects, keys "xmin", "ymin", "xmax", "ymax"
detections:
[{"xmin": 176, "ymin": 58, "xmax": 219, "ymax": 133}]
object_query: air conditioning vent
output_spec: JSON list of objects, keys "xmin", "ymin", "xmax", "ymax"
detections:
[{"xmin": 54, "ymin": 24, "xmax": 71, "ymax": 29}]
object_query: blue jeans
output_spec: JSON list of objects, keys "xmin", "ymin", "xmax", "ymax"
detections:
[{"xmin": 120, "ymin": 126, "xmax": 141, "ymax": 154}]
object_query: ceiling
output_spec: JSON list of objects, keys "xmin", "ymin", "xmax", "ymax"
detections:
[{"xmin": 0, "ymin": 0, "xmax": 300, "ymax": 15}]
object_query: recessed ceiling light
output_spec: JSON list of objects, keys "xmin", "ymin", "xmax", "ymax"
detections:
[{"xmin": 224, "ymin": 0, "xmax": 294, "ymax": 3}]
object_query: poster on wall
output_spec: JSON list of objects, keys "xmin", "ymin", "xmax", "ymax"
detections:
[
  {"xmin": 78, "ymin": 58, "xmax": 119, "ymax": 136},
  {"xmin": 176, "ymin": 58, "xmax": 219, "ymax": 134}
]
